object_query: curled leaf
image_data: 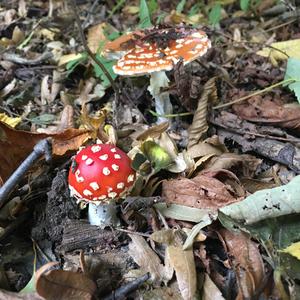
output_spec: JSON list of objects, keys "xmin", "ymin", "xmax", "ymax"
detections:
[{"xmin": 188, "ymin": 77, "xmax": 217, "ymax": 148}]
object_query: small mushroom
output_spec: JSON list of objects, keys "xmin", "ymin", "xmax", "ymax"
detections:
[
  {"xmin": 111, "ymin": 27, "xmax": 211, "ymax": 123},
  {"xmin": 68, "ymin": 143, "xmax": 136, "ymax": 227}
]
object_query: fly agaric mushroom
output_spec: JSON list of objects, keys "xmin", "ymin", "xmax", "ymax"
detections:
[
  {"xmin": 68, "ymin": 144, "xmax": 136, "ymax": 227},
  {"xmin": 111, "ymin": 27, "xmax": 211, "ymax": 123}
]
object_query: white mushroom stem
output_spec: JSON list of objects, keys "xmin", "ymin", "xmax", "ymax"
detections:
[
  {"xmin": 88, "ymin": 200, "xmax": 120, "ymax": 228},
  {"xmin": 148, "ymin": 71, "xmax": 172, "ymax": 124}
]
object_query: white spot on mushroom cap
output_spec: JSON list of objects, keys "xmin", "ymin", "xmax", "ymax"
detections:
[
  {"xmin": 83, "ymin": 189, "xmax": 93, "ymax": 197},
  {"xmin": 97, "ymin": 195, "xmax": 107, "ymax": 200},
  {"xmin": 90, "ymin": 182, "xmax": 100, "ymax": 191},
  {"xmin": 75, "ymin": 169, "xmax": 84, "ymax": 183},
  {"xmin": 107, "ymin": 187, "xmax": 113, "ymax": 192},
  {"xmin": 85, "ymin": 158, "xmax": 94, "ymax": 166},
  {"xmin": 99, "ymin": 154, "xmax": 108, "ymax": 161},
  {"xmin": 112, "ymin": 164, "xmax": 119, "ymax": 171},
  {"xmin": 110, "ymin": 148, "xmax": 117, "ymax": 153},
  {"xmin": 81, "ymin": 155, "xmax": 87, "ymax": 160},
  {"xmin": 108, "ymin": 192, "xmax": 118, "ymax": 199},
  {"xmin": 127, "ymin": 174, "xmax": 135, "ymax": 183},
  {"xmin": 103, "ymin": 167, "xmax": 110, "ymax": 175},
  {"xmin": 117, "ymin": 182, "xmax": 125, "ymax": 189},
  {"xmin": 91, "ymin": 145, "xmax": 101, "ymax": 153},
  {"xmin": 114, "ymin": 154, "xmax": 121, "ymax": 159}
]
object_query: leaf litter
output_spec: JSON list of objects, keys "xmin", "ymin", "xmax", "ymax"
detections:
[{"xmin": 1, "ymin": 0, "xmax": 300, "ymax": 299}]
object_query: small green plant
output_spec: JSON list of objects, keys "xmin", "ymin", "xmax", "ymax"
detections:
[
  {"xmin": 284, "ymin": 58, "xmax": 300, "ymax": 102},
  {"xmin": 208, "ymin": 3, "xmax": 222, "ymax": 26},
  {"xmin": 138, "ymin": 0, "xmax": 153, "ymax": 29}
]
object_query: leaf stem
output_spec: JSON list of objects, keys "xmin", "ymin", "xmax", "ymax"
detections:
[
  {"xmin": 213, "ymin": 78, "xmax": 296, "ymax": 110},
  {"xmin": 149, "ymin": 110, "xmax": 193, "ymax": 118}
]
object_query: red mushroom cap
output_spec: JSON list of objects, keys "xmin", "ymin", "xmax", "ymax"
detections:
[
  {"xmin": 113, "ymin": 28, "xmax": 211, "ymax": 76},
  {"xmin": 68, "ymin": 144, "xmax": 136, "ymax": 203}
]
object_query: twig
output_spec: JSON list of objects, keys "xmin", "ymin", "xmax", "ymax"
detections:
[
  {"xmin": 213, "ymin": 78, "xmax": 295, "ymax": 110},
  {"xmin": 115, "ymin": 228, "xmax": 151, "ymax": 238},
  {"xmin": 70, "ymin": 0, "xmax": 120, "ymax": 100},
  {"xmin": 102, "ymin": 273, "xmax": 150, "ymax": 300},
  {"xmin": 0, "ymin": 138, "xmax": 52, "ymax": 208},
  {"xmin": 2, "ymin": 52, "xmax": 53, "ymax": 65}
]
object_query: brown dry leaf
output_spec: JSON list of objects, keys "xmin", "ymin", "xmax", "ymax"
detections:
[
  {"xmin": 233, "ymin": 98, "xmax": 300, "ymax": 134},
  {"xmin": 80, "ymin": 104, "xmax": 107, "ymax": 140},
  {"xmin": 187, "ymin": 135, "xmax": 227, "ymax": 159},
  {"xmin": 151, "ymin": 230, "xmax": 197, "ymax": 300},
  {"xmin": 206, "ymin": 153, "xmax": 261, "ymax": 178},
  {"xmin": 240, "ymin": 178, "xmax": 277, "ymax": 193},
  {"xmin": 218, "ymin": 229, "xmax": 265, "ymax": 300},
  {"xmin": 35, "ymin": 262, "xmax": 97, "ymax": 300},
  {"xmin": 0, "ymin": 290, "xmax": 42, "ymax": 300},
  {"xmin": 163, "ymin": 170, "xmax": 244, "ymax": 211},
  {"xmin": 166, "ymin": 246, "xmax": 197, "ymax": 300},
  {"xmin": 188, "ymin": 77, "xmax": 218, "ymax": 149},
  {"xmin": 202, "ymin": 274, "xmax": 225, "ymax": 300},
  {"xmin": 0, "ymin": 26, "xmax": 24, "ymax": 47},
  {"xmin": 136, "ymin": 122, "xmax": 169, "ymax": 141},
  {"xmin": 87, "ymin": 23, "xmax": 107, "ymax": 53},
  {"xmin": 128, "ymin": 234, "xmax": 166, "ymax": 285},
  {"xmin": 0, "ymin": 122, "xmax": 91, "ymax": 183}
]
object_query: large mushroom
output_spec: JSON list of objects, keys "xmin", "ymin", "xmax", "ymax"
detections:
[
  {"xmin": 68, "ymin": 143, "xmax": 136, "ymax": 227},
  {"xmin": 111, "ymin": 27, "xmax": 211, "ymax": 123}
]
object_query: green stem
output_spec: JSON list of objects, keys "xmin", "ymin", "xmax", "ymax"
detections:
[
  {"xmin": 213, "ymin": 78, "xmax": 296, "ymax": 110},
  {"xmin": 149, "ymin": 110, "xmax": 193, "ymax": 118}
]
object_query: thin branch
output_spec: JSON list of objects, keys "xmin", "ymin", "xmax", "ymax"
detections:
[
  {"xmin": 70, "ymin": 0, "xmax": 120, "ymax": 100},
  {"xmin": 213, "ymin": 78, "xmax": 295, "ymax": 110}
]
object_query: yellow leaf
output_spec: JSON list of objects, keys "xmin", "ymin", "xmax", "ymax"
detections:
[
  {"xmin": 257, "ymin": 39, "xmax": 300, "ymax": 65},
  {"xmin": 281, "ymin": 241, "xmax": 300, "ymax": 260},
  {"xmin": 58, "ymin": 53, "xmax": 83, "ymax": 66},
  {"xmin": 0, "ymin": 113, "xmax": 21, "ymax": 128}
]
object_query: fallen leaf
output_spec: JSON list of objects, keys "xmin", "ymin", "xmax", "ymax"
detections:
[
  {"xmin": 257, "ymin": 39, "xmax": 300, "ymax": 65},
  {"xmin": 284, "ymin": 57, "xmax": 300, "ymax": 102},
  {"xmin": 0, "ymin": 122, "xmax": 91, "ymax": 183},
  {"xmin": 0, "ymin": 290, "xmax": 42, "ymax": 300},
  {"xmin": 151, "ymin": 230, "xmax": 197, "ymax": 300},
  {"xmin": 206, "ymin": 153, "xmax": 261, "ymax": 178},
  {"xmin": 58, "ymin": 53, "xmax": 84, "ymax": 66},
  {"xmin": 0, "ymin": 113, "xmax": 21, "ymax": 128},
  {"xmin": 128, "ymin": 234, "xmax": 167, "ymax": 285},
  {"xmin": 154, "ymin": 203, "xmax": 212, "ymax": 223},
  {"xmin": 232, "ymin": 97, "xmax": 300, "ymax": 134},
  {"xmin": 281, "ymin": 242, "xmax": 300, "ymax": 260},
  {"xmin": 87, "ymin": 23, "xmax": 107, "ymax": 53},
  {"xmin": 188, "ymin": 77, "xmax": 218, "ymax": 148},
  {"xmin": 219, "ymin": 175, "xmax": 300, "ymax": 225},
  {"xmin": 219, "ymin": 229, "xmax": 265, "ymax": 299},
  {"xmin": 35, "ymin": 262, "xmax": 97, "ymax": 300},
  {"xmin": 167, "ymin": 246, "xmax": 197, "ymax": 300},
  {"xmin": 202, "ymin": 274, "xmax": 225, "ymax": 300},
  {"xmin": 163, "ymin": 170, "xmax": 244, "ymax": 211}
]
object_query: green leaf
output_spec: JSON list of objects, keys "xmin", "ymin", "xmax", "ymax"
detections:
[
  {"xmin": 154, "ymin": 203, "xmax": 212, "ymax": 223},
  {"xmin": 141, "ymin": 140, "xmax": 173, "ymax": 172},
  {"xmin": 176, "ymin": 0, "xmax": 186, "ymax": 13},
  {"xmin": 284, "ymin": 57, "xmax": 300, "ymax": 102},
  {"xmin": 219, "ymin": 175, "xmax": 300, "ymax": 225},
  {"xmin": 240, "ymin": 0, "xmax": 250, "ymax": 11},
  {"xmin": 208, "ymin": 3, "xmax": 222, "ymax": 25},
  {"xmin": 30, "ymin": 114, "xmax": 56, "ymax": 125},
  {"xmin": 94, "ymin": 54, "xmax": 117, "ymax": 88},
  {"xmin": 147, "ymin": 0, "xmax": 158, "ymax": 15},
  {"xmin": 66, "ymin": 53, "xmax": 87, "ymax": 74},
  {"xmin": 138, "ymin": 0, "xmax": 153, "ymax": 29},
  {"xmin": 131, "ymin": 152, "xmax": 148, "ymax": 171}
]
